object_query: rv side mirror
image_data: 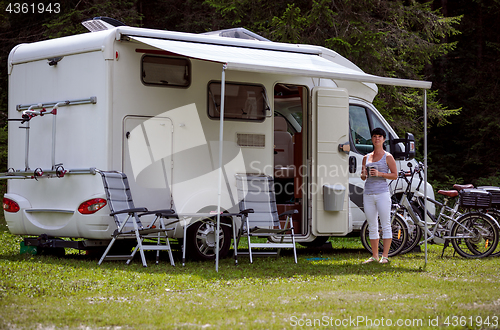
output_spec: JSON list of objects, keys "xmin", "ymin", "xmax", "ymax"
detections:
[
  {"xmin": 389, "ymin": 132, "xmax": 416, "ymax": 160},
  {"xmin": 405, "ymin": 132, "xmax": 416, "ymax": 160}
]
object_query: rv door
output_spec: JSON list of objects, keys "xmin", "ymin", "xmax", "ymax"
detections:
[
  {"xmin": 312, "ymin": 87, "xmax": 350, "ymax": 235},
  {"xmin": 122, "ymin": 116, "xmax": 174, "ymax": 209}
]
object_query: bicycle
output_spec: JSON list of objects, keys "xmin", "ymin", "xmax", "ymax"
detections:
[
  {"xmin": 359, "ymin": 213, "xmax": 409, "ymax": 257},
  {"xmin": 359, "ymin": 194, "xmax": 409, "ymax": 257},
  {"xmin": 393, "ymin": 163, "xmax": 499, "ymax": 258},
  {"xmin": 388, "ymin": 163, "xmax": 424, "ymax": 255},
  {"xmin": 361, "ymin": 162, "xmax": 428, "ymax": 257}
]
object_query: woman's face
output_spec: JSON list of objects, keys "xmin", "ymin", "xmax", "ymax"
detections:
[{"xmin": 371, "ymin": 134, "xmax": 385, "ymax": 146}]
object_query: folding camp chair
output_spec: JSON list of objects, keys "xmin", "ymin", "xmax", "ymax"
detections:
[
  {"xmin": 234, "ymin": 174, "xmax": 298, "ymax": 263},
  {"xmin": 97, "ymin": 170, "xmax": 178, "ymax": 267}
]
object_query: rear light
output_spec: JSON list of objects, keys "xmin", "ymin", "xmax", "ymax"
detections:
[
  {"xmin": 3, "ymin": 198, "xmax": 20, "ymax": 213},
  {"xmin": 78, "ymin": 198, "xmax": 107, "ymax": 214}
]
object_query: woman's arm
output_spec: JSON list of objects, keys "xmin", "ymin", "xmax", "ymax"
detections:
[
  {"xmin": 361, "ymin": 155, "xmax": 368, "ymax": 181},
  {"xmin": 376, "ymin": 153, "xmax": 398, "ymax": 180}
]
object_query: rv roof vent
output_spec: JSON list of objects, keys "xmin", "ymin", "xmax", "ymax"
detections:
[
  {"xmin": 201, "ymin": 28, "xmax": 270, "ymax": 41},
  {"xmin": 82, "ymin": 17, "xmax": 126, "ymax": 32}
]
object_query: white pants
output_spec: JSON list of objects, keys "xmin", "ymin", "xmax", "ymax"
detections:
[{"xmin": 364, "ymin": 192, "xmax": 392, "ymax": 240}]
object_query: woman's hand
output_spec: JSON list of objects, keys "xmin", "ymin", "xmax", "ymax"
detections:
[{"xmin": 361, "ymin": 166, "xmax": 367, "ymax": 181}]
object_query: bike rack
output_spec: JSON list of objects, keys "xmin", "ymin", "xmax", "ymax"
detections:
[
  {"xmin": 0, "ymin": 167, "xmax": 97, "ymax": 180},
  {"xmin": 3, "ymin": 96, "xmax": 98, "ymax": 180}
]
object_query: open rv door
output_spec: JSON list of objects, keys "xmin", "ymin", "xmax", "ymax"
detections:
[{"xmin": 312, "ymin": 87, "xmax": 350, "ymax": 235}]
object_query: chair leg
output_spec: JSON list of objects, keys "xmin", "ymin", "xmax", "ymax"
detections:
[
  {"xmin": 160, "ymin": 219, "xmax": 175, "ymax": 267},
  {"xmin": 99, "ymin": 214, "xmax": 132, "ymax": 265},
  {"xmin": 128, "ymin": 240, "xmax": 141, "ymax": 265},
  {"xmin": 246, "ymin": 218, "xmax": 253, "ymax": 263},
  {"xmin": 291, "ymin": 224, "xmax": 297, "ymax": 264},
  {"xmin": 98, "ymin": 236, "xmax": 117, "ymax": 265},
  {"xmin": 165, "ymin": 236, "xmax": 175, "ymax": 266},
  {"xmin": 156, "ymin": 231, "xmax": 161, "ymax": 265},
  {"xmin": 131, "ymin": 219, "xmax": 147, "ymax": 267},
  {"xmin": 232, "ymin": 217, "xmax": 239, "ymax": 265},
  {"xmin": 247, "ymin": 234, "xmax": 253, "ymax": 264},
  {"xmin": 182, "ymin": 218, "xmax": 187, "ymax": 266}
]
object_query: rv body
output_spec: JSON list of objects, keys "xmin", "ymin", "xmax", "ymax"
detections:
[{"xmin": 5, "ymin": 25, "xmax": 433, "ymax": 258}]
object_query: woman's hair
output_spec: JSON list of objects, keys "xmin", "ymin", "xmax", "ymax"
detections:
[{"xmin": 371, "ymin": 127, "xmax": 386, "ymax": 138}]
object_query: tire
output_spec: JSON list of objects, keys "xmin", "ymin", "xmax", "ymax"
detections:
[
  {"xmin": 485, "ymin": 209, "xmax": 500, "ymax": 257},
  {"xmin": 360, "ymin": 212, "xmax": 408, "ymax": 257},
  {"xmin": 450, "ymin": 212, "xmax": 499, "ymax": 258},
  {"xmin": 186, "ymin": 218, "xmax": 232, "ymax": 261},
  {"xmin": 399, "ymin": 203, "xmax": 423, "ymax": 254}
]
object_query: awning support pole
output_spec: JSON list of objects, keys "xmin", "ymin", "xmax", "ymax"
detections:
[
  {"xmin": 216, "ymin": 63, "xmax": 228, "ymax": 272},
  {"xmin": 424, "ymin": 89, "xmax": 428, "ymax": 268}
]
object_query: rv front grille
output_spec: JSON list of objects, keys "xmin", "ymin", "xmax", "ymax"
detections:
[{"xmin": 237, "ymin": 133, "xmax": 265, "ymax": 148}]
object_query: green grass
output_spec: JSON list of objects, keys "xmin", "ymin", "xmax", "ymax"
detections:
[{"xmin": 1, "ymin": 218, "xmax": 500, "ymax": 329}]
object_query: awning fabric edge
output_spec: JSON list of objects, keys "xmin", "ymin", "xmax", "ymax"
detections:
[{"xmin": 130, "ymin": 36, "xmax": 432, "ymax": 90}]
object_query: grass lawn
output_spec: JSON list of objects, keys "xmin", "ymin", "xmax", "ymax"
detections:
[{"xmin": 1, "ymin": 217, "xmax": 500, "ymax": 329}]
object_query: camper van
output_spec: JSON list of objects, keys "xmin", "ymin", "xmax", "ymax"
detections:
[{"xmin": 4, "ymin": 18, "xmax": 434, "ymax": 260}]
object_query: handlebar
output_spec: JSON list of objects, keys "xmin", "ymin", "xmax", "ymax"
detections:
[
  {"xmin": 401, "ymin": 162, "xmax": 425, "ymax": 176},
  {"xmin": 394, "ymin": 161, "xmax": 426, "ymax": 192}
]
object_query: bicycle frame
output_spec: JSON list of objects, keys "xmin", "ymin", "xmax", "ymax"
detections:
[{"xmin": 394, "ymin": 164, "xmax": 491, "ymax": 246}]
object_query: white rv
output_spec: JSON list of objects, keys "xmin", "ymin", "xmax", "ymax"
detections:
[{"xmin": 4, "ymin": 18, "xmax": 433, "ymax": 260}]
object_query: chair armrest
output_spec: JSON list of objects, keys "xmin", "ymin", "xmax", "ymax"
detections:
[
  {"xmin": 240, "ymin": 208, "xmax": 254, "ymax": 216},
  {"xmin": 139, "ymin": 209, "xmax": 178, "ymax": 218},
  {"xmin": 279, "ymin": 209, "xmax": 298, "ymax": 217},
  {"xmin": 225, "ymin": 209, "xmax": 254, "ymax": 218},
  {"xmin": 110, "ymin": 207, "xmax": 148, "ymax": 216}
]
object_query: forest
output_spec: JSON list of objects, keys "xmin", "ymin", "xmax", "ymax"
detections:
[{"xmin": 0, "ymin": 0, "xmax": 499, "ymax": 190}]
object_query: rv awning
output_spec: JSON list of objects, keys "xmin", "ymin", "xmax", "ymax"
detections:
[{"xmin": 130, "ymin": 36, "xmax": 432, "ymax": 89}]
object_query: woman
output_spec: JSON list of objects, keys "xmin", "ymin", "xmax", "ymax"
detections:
[{"xmin": 361, "ymin": 127, "xmax": 398, "ymax": 264}]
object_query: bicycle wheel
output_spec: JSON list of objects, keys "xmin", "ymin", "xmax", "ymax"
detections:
[
  {"xmin": 399, "ymin": 203, "xmax": 423, "ymax": 254},
  {"xmin": 450, "ymin": 212, "xmax": 499, "ymax": 258},
  {"xmin": 360, "ymin": 213, "xmax": 408, "ymax": 257},
  {"xmin": 485, "ymin": 209, "xmax": 500, "ymax": 257}
]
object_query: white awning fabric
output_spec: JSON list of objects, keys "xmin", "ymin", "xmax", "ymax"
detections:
[{"xmin": 130, "ymin": 36, "xmax": 432, "ymax": 89}]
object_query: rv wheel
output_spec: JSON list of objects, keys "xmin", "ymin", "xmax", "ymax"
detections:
[{"xmin": 186, "ymin": 219, "xmax": 231, "ymax": 261}]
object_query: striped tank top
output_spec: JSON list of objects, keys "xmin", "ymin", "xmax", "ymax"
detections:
[{"xmin": 364, "ymin": 152, "xmax": 390, "ymax": 195}]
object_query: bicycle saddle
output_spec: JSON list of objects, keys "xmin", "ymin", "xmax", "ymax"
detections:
[
  {"xmin": 437, "ymin": 190, "xmax": 459, "ymax": 197},
  {"xmin": 452, "ymin": 184, "xmax": 474, "ymax": 191}
]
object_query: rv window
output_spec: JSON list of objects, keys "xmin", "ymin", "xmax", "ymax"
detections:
[
  {"xmin": 208, "ymin": 82, "xmax": 267, "ymax": 121},
  {"xmin": 141, "ymin": 56, "xmax": 190, "ymax": 87},
  {"xmin": 274, "ymin": 84, "xmax": 307, "ymax": 133},
  {"xmin": 368, "ymin": 111, "xmax": 390, "ymax": 152},
  {"xmin": 349, "ymin": 105, "xmax": 390, "ymax": 155},
  {"xmin": 349, "ymin": 105, "xmax": 373, "ymax": 155}
]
